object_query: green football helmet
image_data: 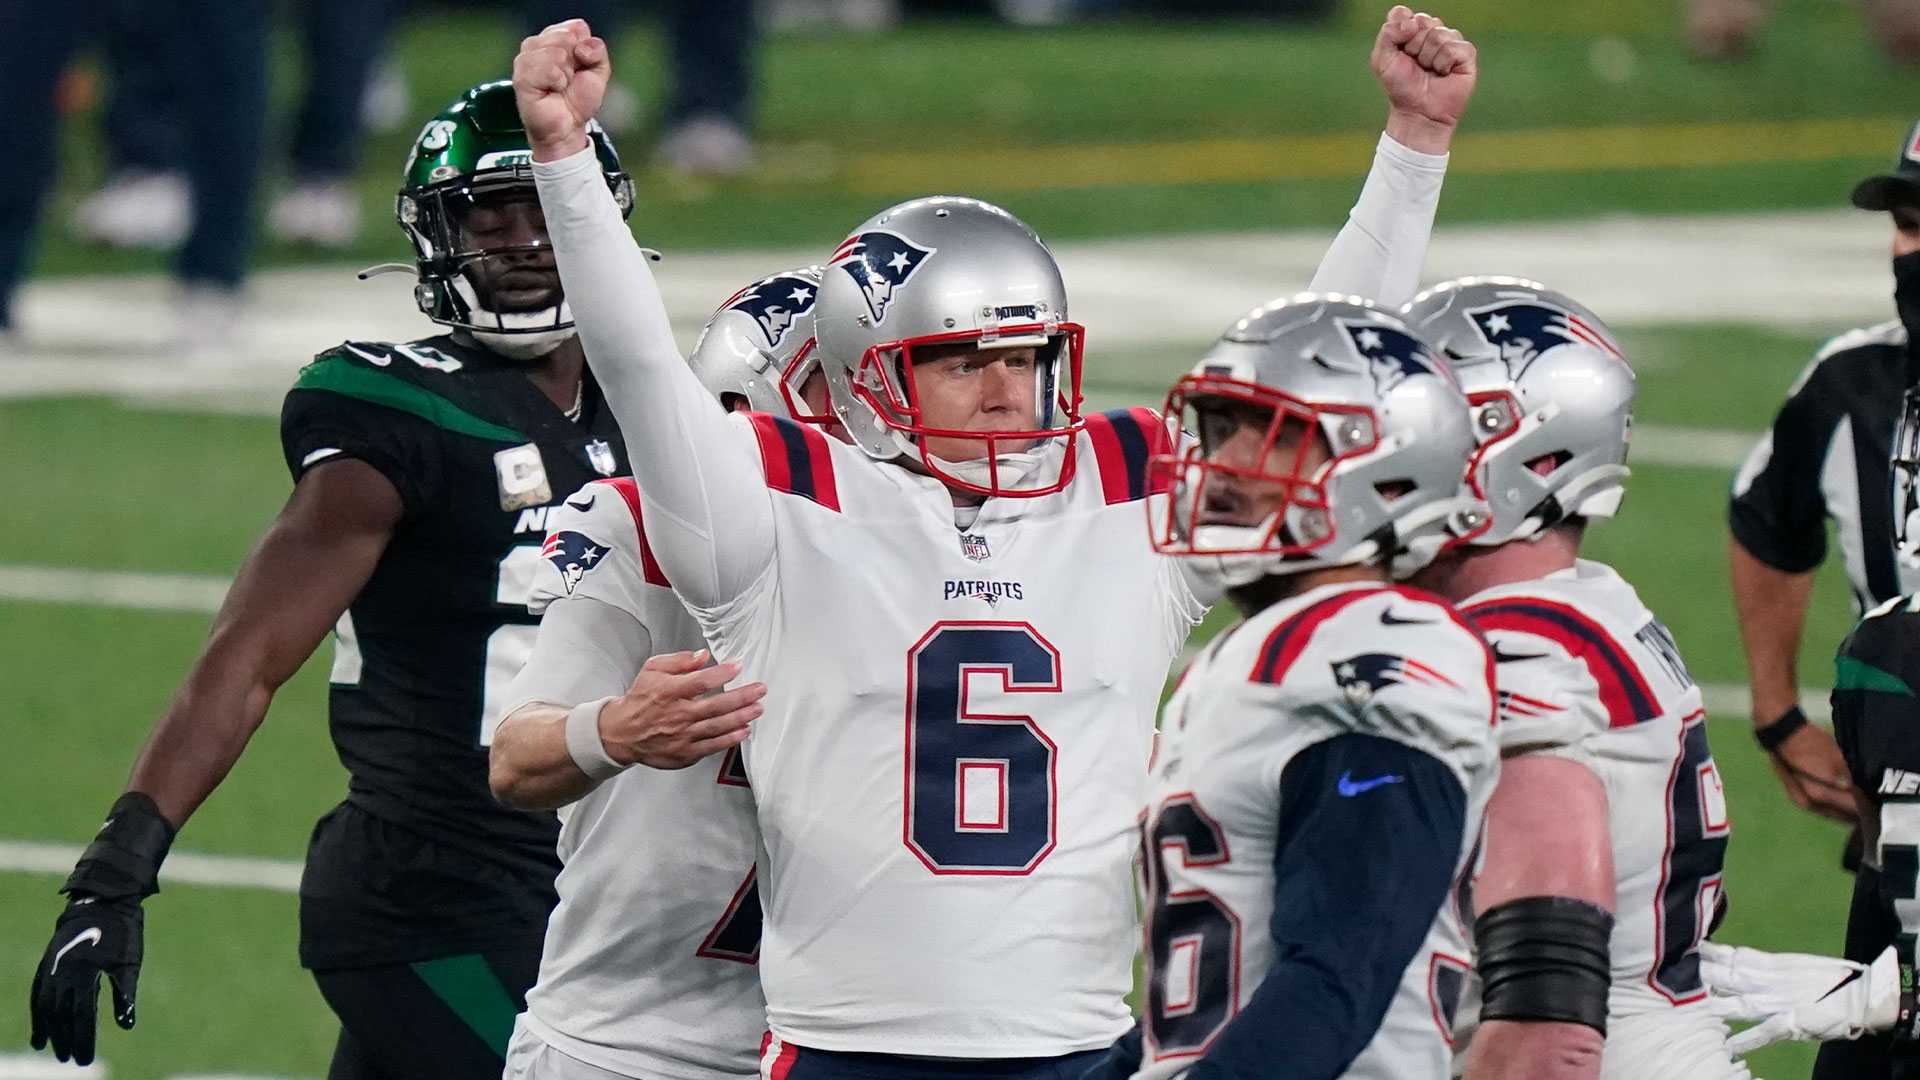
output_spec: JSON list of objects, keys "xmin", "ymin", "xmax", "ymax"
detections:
[{"xmin": 396, "ymin": 79, "xmax": 633, "ymax": 356}]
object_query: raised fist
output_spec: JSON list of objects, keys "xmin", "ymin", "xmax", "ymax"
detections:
[
  {"xmin": 1371, "ymin": 6, "xmax": 1478, "ymax": 153},
  {"xmin": 513, "ymin": 19, "xmax": 611, "ymax": 162}
]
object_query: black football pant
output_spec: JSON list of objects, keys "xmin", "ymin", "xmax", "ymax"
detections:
[
  {"xmin": 314, "ymin": 944, "xmax": 544, "ymax": 1080},
  {"xmin": 1813, "ymin": 863, "xmax": 1920, "ymax": 1079}
]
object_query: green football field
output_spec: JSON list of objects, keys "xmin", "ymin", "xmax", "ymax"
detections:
[{"xmin": 6, "ymin": 1, "xmax": 1916, "ymax": 1076}]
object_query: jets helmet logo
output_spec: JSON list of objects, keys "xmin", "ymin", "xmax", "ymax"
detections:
[
  {"xmin": 540, "ymin": 530, "xmax": 607, "ymax": 596},
  {"xmin": 726, "ymin": 274, "xmax": 818, "ymax": 349},
  {"xmin": 1465, "ymin": 300, "xmax": 1623, "ymax": 380},
  {"xmin": 831, "ymin": 230, "xmax": 936, "ymax": 325},
  {"xmin": 1340, "ymin": 320, "xmax": 1443, "ymax": 393},
  {"xmin": 1332, "ymin": 652, "xmax": 1460, "ymax": 705}
]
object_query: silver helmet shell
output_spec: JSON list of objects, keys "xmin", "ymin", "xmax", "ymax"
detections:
[
  {"xmin": 688, "ymin": 266, "xmax": 827, "ymax": 420},
  {"xmin": 1149, "ymin": 293, "xmax": 1487, "ymax": 590},
  {"xmin": 812, "ymin": 196, "xmax": 1085, "ymax": 498},
  {"xmin": 1402, "ymin": 276, "xmax": 1635, "ymax": 545}
]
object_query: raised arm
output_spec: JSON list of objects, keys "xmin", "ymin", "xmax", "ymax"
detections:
[
  {"xmin": 515, "ymin": 20, "xmax": 774, "ymax": 608},
  {"xmin": 1309, "ymin": 6, "xmax": 1476, "ymax": 309}
]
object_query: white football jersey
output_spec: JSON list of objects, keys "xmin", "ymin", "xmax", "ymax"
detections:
[
  {"xmin": 1133, "ymin": 582, "xmax": 1499, "ymax": 1080},
  {"xmin": 1460, "ymin": 560, "xmax": 1732, "ymax": 1023},
  {"xmin": 517, "ymin": 478, "xmax": 765, "ymax": 1080},
  {"xmin": 688, "ymin": 409, "xmax": 1204, "ymax": 1056}
]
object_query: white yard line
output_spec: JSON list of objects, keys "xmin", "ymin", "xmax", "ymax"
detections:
[
  {"xmin": 0, "ymin": 564, "xmax": 227, "ymax": 614},
  {"xmin": 0, "ymin": 840, "xmax": 301, "ymax": 892}
]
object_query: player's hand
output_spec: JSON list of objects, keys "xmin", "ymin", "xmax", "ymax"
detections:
[
  {"xmin": 512, "ymin": 19, "xmax": 610, "ymax": 162},
  {"xmin": 1371, "ymin": 6, "xmax": 1478, "ymax": 155},
  {"xmin": 600, "ymin": 650, "xmax": 766, "ymax": 770},
  {"xmin": 1701, "ymin": 940, "xmax": 1899, "ymax": 1053},
  {"xmin": 28, "ymin": 895, "xmax": 145, "ymax": 1065},
  {"xmin": 1764, "ymin": 721, "xmax": 1858, "ymax": 825}
]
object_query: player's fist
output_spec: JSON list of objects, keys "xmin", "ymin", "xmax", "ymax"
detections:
[
  {"xmin": 1371, "ymin": 6, "xmax": 1478, "ymax": 154},
  {"xmin": 28, "ymin": 896, "xmax": 145, "ymax": 1066},
  {"xmin": 513, "ymin": 19, "xmax": 611, "ymax": 162},
  {"xmin": 600, "ymin": 650, "xmax": 767, "ymax": 770}
]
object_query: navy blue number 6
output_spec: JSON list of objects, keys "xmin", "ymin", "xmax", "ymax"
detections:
[{"xmin": 905, "ymin": 622, "xmax": 1061, "ymax": 875}]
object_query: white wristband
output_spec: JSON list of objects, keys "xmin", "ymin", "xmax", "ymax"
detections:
[{"xmin": 564, "ymin": 696, "xmax": 626, "ymax": 781}]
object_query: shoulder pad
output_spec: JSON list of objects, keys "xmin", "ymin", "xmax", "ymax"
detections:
[
  {"xmin": 532, "ymin": 478, "xmax": 670, "ymax": 614},
  {"xmin": 1083, "ymin": 407, "xmax": 1174, "ymax": 505},
  {"xmin": 1465, "ymin": 591, "xmax": 1659, "ymax": 733}
]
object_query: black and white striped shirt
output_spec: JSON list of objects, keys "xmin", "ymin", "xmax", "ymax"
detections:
[{"xmin": 1730, "ymin": 319, "xmax": 1915, "ymax": 611}]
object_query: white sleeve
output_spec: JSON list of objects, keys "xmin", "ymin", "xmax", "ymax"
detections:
[
  {"xmin": 1306, "ymin": 133, "xmax": 1449, "ymax": 309},
  {"xmin": 502, "ymin": 594, "xmax": 653, "ymax": 714},
  {"xmin": 532, "ymin": 147, "xmax": 776, "ymax": 608}
]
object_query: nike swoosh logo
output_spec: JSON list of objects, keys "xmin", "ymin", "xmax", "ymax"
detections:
[
  {"xmin": 50, "ymin": 927, "xmax": 102, "ymax": 974},
  {"xmin": 1817, "ymin": 967, "xmax": 1865, "ymax": 1003},
  {"xmin": 1491, "ymin": 644, "xmax": 1550, "ymax": 664},
  {"xmin": 1379, "ymin": 609, "xmax": 1434, "ymax": 626},
  {"xmin": 566, "ymin": 494, "xmax": 596, "ymax": 513},
  {"xmin": 343, "ymin": 343, "xmax": 392, "ymax": 367},
  {"xmin": 1337, "ymin": 771, "xmax": 1406, "ymax": 797}
]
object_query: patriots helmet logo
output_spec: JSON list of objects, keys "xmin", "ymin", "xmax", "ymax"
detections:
[
  {"xmin": 1340, "ymin": 320, "xmax": 1442, "ymax": 393},
  {"xmin": 831, "ymin": 230, "xmax": 936, "ymax": 325},
  {"xmin": 1331, "ymin": 652, "xmax": 1461, "ymax": 705},
  {"xmin": 540, "ymin": 530, "xmax": 607, "ymax": 596},
  {"xmin": 1466, "ymin": 301, "xmax": 1623, "ymax": 381},
  {"xmin": 727, "ymin": 273, "xmax": 819, "ymax": 349}
]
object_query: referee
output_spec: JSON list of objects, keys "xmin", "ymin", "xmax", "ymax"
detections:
[{"xmin": 1729, "ymin": 119, "xmax": 1920, "ymax": 1078}]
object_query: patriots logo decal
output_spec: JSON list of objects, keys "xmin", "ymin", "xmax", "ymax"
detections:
[
  {"xmin": 726, "ymin": 274, "xmax": 818, "ymax": 349},
  {"xmin": 1466, "ymin": 301, "xmax": 1623, "ymax": 380},
  {"xmin": 1340, "ymin": 320, "xmax": 1442, "ymax": 393},
  {"xmin": 1332, "ymin": 652, "xmax": 1461, "ymax": 705},
  {"xmin": 540, "ymin": 530, "xmax": 607, "ymax": 596},
  {"xmin": 831, "ymin": 230, "xmax": 936, "ymax": 325}
]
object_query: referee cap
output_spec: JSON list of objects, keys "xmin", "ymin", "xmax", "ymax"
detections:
[{"xmin": 1852, "ymin": 118, "xmax": 1920, "ymax": 211}]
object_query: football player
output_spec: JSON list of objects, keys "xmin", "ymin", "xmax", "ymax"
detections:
[
  {"xmin": 1401, "ymin": 278, "xmax": 1736, "ymax": 1079},
  {"xmin": 28, "ymin": 81, "xmax": 638, "ymax": 1076},
  {"xmin": 486, "ymin": 271, "xmax": 826, "ymax": 1080},
  {"xmin": 1123, "ymin": 294, "xmax": 1498, "ymax": 1079},
  {"xmin": 512, "ymin": 8, "xmax": 1477, "ymax": 1076}
]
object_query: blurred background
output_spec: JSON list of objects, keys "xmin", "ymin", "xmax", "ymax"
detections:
[{"xmin": 3, "ymin": 0, "xmax": 1919, "ymax": 1076}]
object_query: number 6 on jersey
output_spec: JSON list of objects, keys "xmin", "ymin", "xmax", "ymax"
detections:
[{"xmin": 904, "ymin": 622, "xmax": 1061, "ymax": 874}]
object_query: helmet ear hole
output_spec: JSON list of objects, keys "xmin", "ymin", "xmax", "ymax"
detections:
[
  {"xmin": 1374, "ymin": 479, "xmax": 1415, "ymax": 503},
  {"xmin": 720, "ymin": 392, "xmax": 751, "ymax": 414},
  {"xmin": 1525, "ymin": 450, "xmax": 1571, "ymax": 477}
]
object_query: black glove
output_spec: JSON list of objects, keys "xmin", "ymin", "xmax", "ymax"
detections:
[
  {"xmin": 29, "ymin": 895, "xmax": 145, "ymax": 1064},
  {"xmin": 27, "ymin": 792, "xmax": 174, "ymax": 1065}
]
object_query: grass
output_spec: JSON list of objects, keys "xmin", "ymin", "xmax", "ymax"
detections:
[{"xmin": 0, "ymin": 317, "xmax": 1870, "ymax": 1076}]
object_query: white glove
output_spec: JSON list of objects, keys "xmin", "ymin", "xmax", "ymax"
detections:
[{"xmin": 1700, "ymin": 940, "xmax": 1900, "ymax": 1054}]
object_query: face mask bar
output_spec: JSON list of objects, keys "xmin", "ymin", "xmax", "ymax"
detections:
[
  {"xmin": 852, "ymin": 322, "xmax": 1088, "ymax": 498},
  {"xmin": 778, "ymin": 339, "xmax": 839, "ymax": 426},
  {"xmin": 1147, "ymin": 374, "xmax": 1378, "ymax": 561}
]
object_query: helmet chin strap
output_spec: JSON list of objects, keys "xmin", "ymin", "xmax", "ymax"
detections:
[
  {"xmin": 472, "ymin": 325, "xmax": 576, "ymax": 360},
  {"xmin": 925, "ymin": 444, "xmax": 1054, "ymax": 492},
  {"xmin": 451, "ymin": 275, "xmax": 577, "ymax": 360}
]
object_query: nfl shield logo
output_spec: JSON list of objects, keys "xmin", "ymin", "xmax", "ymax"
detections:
[
  {"xmin": 585, "ymin": 439, "xmax": 618, "ymax": 477},
  {"xmin": 959, "ymin": 532, "xmax": 991, "ymax": 562}
]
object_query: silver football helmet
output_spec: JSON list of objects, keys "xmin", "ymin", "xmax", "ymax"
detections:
[
  {"xmin": 688, "ymin": 266, "xmax": 828, "ymax": 420},
  {"xmin": 1894, "ymin": 388, "xmax": 1920, "ymax": 569},
  {"xmin": 1402, "ymin": 276, "xmax": 1635, "ymax": 546},
  {"xmin": 1148, "ymin": 293, "xmax": 1488, "ymax": 589},
  {"xmin": 812, "ymin": 196, "xmax": 1085, "ymax": 498}
]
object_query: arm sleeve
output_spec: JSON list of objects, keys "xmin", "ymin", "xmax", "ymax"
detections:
[
  {"xmin": 501, "ymin": 593, "xmax": 653, "ymax": 715},
  {"xmin": 1189, "ymin": 733, "xmax": 1468, "ymax": 1080},
  {"xmin": 1728, "ymin": 357, "xmax": 1844, "ymax": 574},
  {"xmin": 532, "ymin": 147, "xmax": 775, "ymax": 608},
  {"xmin": 1306, "ymin": 134, "xmax": 1449, "ymax": 309}
]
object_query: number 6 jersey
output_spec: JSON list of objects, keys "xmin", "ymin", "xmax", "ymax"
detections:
[{"xmin": 1460, "ymin": 560, "xmax": 1732, "ymax": 1034}]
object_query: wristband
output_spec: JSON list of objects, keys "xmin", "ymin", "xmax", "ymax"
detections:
[
  {"xmin": 1755, "ymin": 705, "xmax": 1809, "ymax": 754},
  {"xmin": 565, "ymin": 696, "xmax": 626, "ymax": 781},
  {"xmin": 62, "ymin": 792, "xmax": 176, "ymax": 901}
]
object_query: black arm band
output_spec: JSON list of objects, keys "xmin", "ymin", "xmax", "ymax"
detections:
[
  {"xmin": 61, "ymin": 792, "xmax": 177, "ymax": 901},
  {"xmin": 1475, "ymin": 896, "xmax": 1615, "ymax": 1035},
  {"xmin": 1754, "ymin": 705, "xmax": 1809, "ymax": 754}
]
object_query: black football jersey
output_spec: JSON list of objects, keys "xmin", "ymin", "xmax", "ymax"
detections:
[
  {"xmin": 279, "ymin": 333, "xmax": 627, "ymax": 968},
  {"xmin": 1834, "ymin": 596, "xmax": 1920, "ymax": 964}
]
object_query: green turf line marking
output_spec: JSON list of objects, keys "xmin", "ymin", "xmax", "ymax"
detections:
[
  {"xmin": 1834, "ymin": 655, "xmax": 1915, "ymax": 696},
  {"xmin": 294, "ymin": 356, "xmax": 525, "ymax": 443},
  {"xmin": 411, "ymin": 953, "xmax": 520, "ymax": 1055},
  {"xmin": 839, "ymin": 116, "xmax": 1905, "ymax": 195}
]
